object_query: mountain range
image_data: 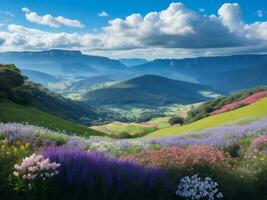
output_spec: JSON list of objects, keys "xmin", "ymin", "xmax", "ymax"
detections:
[
  {"xmin": 1, "ymin": 49, "xmax": 267, "ymax": 96},
  {"xmin": 0, "ymin": 49, "xmax": 126, "ymax": 76}
]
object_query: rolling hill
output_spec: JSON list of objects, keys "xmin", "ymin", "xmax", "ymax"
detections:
[
  {"xmin": 83, "ymin": 75, "xmax": 220, "ymax": 107},
  {"xmin": 64, "ymin": 75, "xmax": 115, "ymax": 92},
  {"xmin": 0, "ymin": 99, "xmax": 104, "ymax": 137},
  {"xmin": 147, "ymin": 97, "xmax": 267, "ymax": 137}
]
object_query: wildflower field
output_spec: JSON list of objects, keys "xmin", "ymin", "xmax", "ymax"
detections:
[{"xmin": 1, "ymin": 117, "xmax": 267, "ymax": 200}]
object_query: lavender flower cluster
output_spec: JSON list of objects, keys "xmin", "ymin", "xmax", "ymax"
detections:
[
  {"xmin": 145, "ymin": 118, "xmax": 267, "ymax": 148},
  {"xmin": 0, "ymin": 122, "xmax": 69, "ymax": 145},
  {"xmin": 42, "ymin": 146, "xmax": 173, "ymax": 199}
]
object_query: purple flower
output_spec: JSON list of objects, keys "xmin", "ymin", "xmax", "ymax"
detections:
[
  {"xmin": 145, "ymin": 118, "xmax": 267, "ymax": 148},
  {"xmin": 42, "ymin": 146, "xmax": 174, "ymax": 198}
]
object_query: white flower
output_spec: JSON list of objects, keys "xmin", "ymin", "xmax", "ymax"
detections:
[
  {"xmin": 13, "ymin": 153, "xmax": 60, "ymax": 190},
  {"xmin": 176, "ymin": 174, "xmax": 223, "ymax": 200}
]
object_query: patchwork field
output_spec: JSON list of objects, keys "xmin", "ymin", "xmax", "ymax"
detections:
[
  {"xmin": 91, "ymin": 117, "xmax": 171, "ymax": 137},
  {"xmin": 148, "ymin": 97, "xmax": 267, "ymax": 137}
]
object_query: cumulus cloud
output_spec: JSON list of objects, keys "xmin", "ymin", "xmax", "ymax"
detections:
[
  {"xmin": 22, "ymin": 7, "xmax": 85, "ymax": 28},
  {"xmin": 98, "ymin": 11, "xmax": 108, "ymax": 17},
  {"xmin": 257, "ymin": 10, "xmax": 264, "ymax": 18},
  {"xmin": 1, "ymin": 3, "xmax": 267, "ymax": 59}
]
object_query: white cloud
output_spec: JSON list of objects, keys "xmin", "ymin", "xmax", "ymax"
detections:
[
  {"xmin": 22, "ymin": 7, "xmax": 85, "ymax": 28},
  {"xmin": 257, "ymin": 10, "xmax": 264, "ymax": 18},
  {"xmin": 1, "ymin": 3, "xmax": 267, "ymax": 59},
  {"xmin": 199, "ymin": 8, "xmax": 205, "ymax": 13},
  {"xmin": 98, "ymin": 11, "xmax": 108, "ymax": 17}
]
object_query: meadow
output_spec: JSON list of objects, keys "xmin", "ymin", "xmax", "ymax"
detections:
[
  {"xmin": 90, "ymin": 117, "xmax": 170, "ymax": 138},
  {"xmin": 1, "ymin": 115, "xmax": 267, "ymax": 200},
  {"xmin": 148, "ymin": 97, "xmax": 267, "ymax": 137}
]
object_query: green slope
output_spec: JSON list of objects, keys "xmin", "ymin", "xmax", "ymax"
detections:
[
  {"xmin": 0, "ymin": 99, "xmax": 105, "ymax": 137},
  {"xmin": 147, "ymin": 97, "xmax": 267, "ymax": 137}
]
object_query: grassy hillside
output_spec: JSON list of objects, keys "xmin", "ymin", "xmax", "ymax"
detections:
[
  {"xmin": 148, "ymin": 97, "xmax": 267, "ymax": 137},
  {"xmin": 0, "ymin": 99, "xmax": 104, "ymax": 137}
]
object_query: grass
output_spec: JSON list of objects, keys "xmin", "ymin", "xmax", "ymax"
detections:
[
  {"xmin": 91, "ymin": 122, "xmax": 158, "ymax": 136},
  {"xmin": 0, "ymin": 99, "xmax": 105, "ymax": 137},
  {"xmin": 147, "ymin": 97, "xmax": 267, "ymax": 137}
]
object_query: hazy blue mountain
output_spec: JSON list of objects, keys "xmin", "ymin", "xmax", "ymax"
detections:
[
  {"xmin": 64, "ymin": 75, "xmax": 114, "ymax": 92},
  {"xmin": 0, "ymin": 49, "xmax": 126, "ymax": 76},
  {"xmin": 83, "ymin": 74, "xmax": 219, "ymax": 107},
  {"xmin": 21, "ymin": 69, "xmax": 61, "ymax": 87},
  {"xmin": 130, "ymin": 54, "xmax": 267, "ymax": 92},
  {"xmin": 204, "ymin": 64, "xmax": 267, "ymax": 93},
  {"xmin": 119, "ymin": 58, "xmax": 148, "ymax": 67}
]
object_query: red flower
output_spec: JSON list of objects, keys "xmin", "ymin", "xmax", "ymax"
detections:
[
  {"xmin": 120, "ymin": 145, "xmax": 227, "ymax": 169},
  {"xmin": 210, "ymin": 91, "xmax": 267, "ymax": 115}
]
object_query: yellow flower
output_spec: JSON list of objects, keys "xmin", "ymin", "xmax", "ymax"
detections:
[
  {"xmin": 25, "ymin": 143, "xmax": 30, "ymax": 149},
  {"xmin": 13, "ymin": 147, "xmax": 18, "ymax": 153},
  {"xmin": 260, "ymin": 157, "xmax": 265, "ymax": 161},
  {"xmin": 3, "ymin": 138, "xmax": 8, "ymax": 145}
]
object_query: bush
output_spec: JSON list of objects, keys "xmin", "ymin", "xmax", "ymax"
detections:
[{"xmin": 168, "ymin": 116, "xmax": 184, "ymax": 125}]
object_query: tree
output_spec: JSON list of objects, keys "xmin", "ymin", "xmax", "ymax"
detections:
[
  {"xmin": 0, "ymin": 64, "xmax": 25, "ymax": 92},
  {"xmin": 168, "ymin": 116, "xmax": 184, "ymax": 125}
]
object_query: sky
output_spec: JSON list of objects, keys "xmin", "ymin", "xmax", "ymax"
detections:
[{"xmin": 0, "ymin": 0, "xmax": 267, "ymax": 59}]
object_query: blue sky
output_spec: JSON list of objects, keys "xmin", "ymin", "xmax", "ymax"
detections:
[{"xmin": 0, "ymin": 0, "xmax": 267, "ymax": 59}]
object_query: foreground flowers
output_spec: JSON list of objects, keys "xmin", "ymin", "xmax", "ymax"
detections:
[
  {"xmin": 176, "ymin": 174, "xmax": 223, "ymax": 200},
  {"xmin": 120, "ymin": 145, "xmax": 227, "ymax": 169},
  {"xmin": 13, "ymin": 154, "xmax": 60, "ymax": 189}
]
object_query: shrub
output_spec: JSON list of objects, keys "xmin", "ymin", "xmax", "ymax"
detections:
[
  {"xmin": 168, "ymin": 116, "xmax": 184, "ymax": 125},
  {"xmin": 13, "ymin": 154, "xmax": 60, "ymax": 190}
]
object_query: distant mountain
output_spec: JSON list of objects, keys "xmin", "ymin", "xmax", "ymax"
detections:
[
  {"xmin": 130, "ymin": 54, "xmax": 267, "ymax": 92},
  {"xmin": 203, "ymin": 64, "xmax": 267, "ymax": 93},
  {"xmin": 21, "ymin": 69, "xmax": 61, "ymax": 88},
  {"xmin": 119, "ymin": 58, "xmax": 148, "ymax": 67},
  {"xmin": 83, "ymin": 75, "xmax": 219, "ymax": 107},
  {"xmin": 64, "ymin": 75, "xmax": 114, "ymax": 93},
  {"xmin": 0, "ymin": 49, "xmax": 126, "ymax": 76}
]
